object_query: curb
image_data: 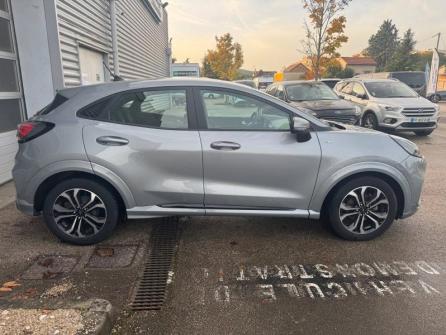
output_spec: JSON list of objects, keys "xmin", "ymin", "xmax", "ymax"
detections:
[{"xmin": 75, "ymin": 299, "xmax": 115, "ymax": 335}]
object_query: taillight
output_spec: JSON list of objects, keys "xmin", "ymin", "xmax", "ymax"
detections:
[{"xmin": 17, "ymin": 121, "xmax": 54, "ymax": 143}]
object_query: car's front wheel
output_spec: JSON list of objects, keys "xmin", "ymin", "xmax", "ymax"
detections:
[
  {"xmin": 43, "ymin": 178, "xmax": 120, "ymax": 245},
  {"xmin": 328, "ymin": 177, "xmax": 398, "ymax": 241},
  {"xmin": 361, "ymin": 112, "xmax": 379, "ymax": 130}
]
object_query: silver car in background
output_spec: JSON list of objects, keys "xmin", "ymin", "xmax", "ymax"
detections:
[
  {"xmin": 334, "ymin": 78, "xmax": 440, "ymax": 136},
  {"xmin": 13, "ymin": 78, "xmax": 426, "ymax": 245}
]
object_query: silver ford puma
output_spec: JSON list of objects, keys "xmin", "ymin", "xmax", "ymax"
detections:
[{"xmin": 13, "ymin": 78, "xmax": 426, "ymax": 245}]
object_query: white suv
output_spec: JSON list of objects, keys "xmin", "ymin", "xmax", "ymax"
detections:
[{"xmin": 334, "ymin": 78, "xmax": 440, "ymax": 136}]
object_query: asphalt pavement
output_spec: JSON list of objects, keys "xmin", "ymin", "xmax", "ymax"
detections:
[{"xmin": 0, "ymin": 103, "xmax": 445, "ymax": 334}]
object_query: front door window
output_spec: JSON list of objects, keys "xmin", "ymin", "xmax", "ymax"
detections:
[{"xmin": 200, "ymin": 89, "xmax": 291, "ymax": 131}]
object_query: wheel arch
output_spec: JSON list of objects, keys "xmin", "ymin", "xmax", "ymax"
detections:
[
  {"xmin": 319, "ymin": 171, "xmax": 405, "ymax": 220},
  {"xmin": 34, "ymin": 171, "xmax": 129, "ymax": 217}
]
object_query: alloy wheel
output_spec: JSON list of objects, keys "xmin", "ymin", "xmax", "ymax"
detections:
[
  {"xmin": 338, "ymin": 186, "xmax": 389, "ymax": 234},
  {"xmin": 363, "ymin": 114, "xmax": 376, "ymax": 129},
  {"xmin": 52, "ymin": 188, "xmax": 107, "ymax": 238}
]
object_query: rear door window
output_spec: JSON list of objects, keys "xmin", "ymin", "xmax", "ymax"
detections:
[
  {"xmin": 108, "ymin": 89, "xmax": 188, "ymax": 129},
  {"xmin": 341, "ymin": 82, "xmax": 354, "ymax": 95}
]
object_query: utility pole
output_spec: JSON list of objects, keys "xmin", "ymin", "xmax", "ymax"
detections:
[{"xmin": 434, "ymin": 32, "xmax": 441, "ymax": 51}]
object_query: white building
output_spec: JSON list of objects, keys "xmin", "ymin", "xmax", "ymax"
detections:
[
  {"xmin": 171, "ymin": 63, "xmax": 200, "ymax": 77},
  {"xmin": 0, "ymin": 0, "xmax": 171, "ymax": 184}
]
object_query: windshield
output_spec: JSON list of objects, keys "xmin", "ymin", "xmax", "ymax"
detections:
[
  {"xmin": 391, "ymin": 72, "xmax": 425, "ymax": 88},
  {"xmin": 364, "ymin": 81, "xmax": 418, "ymax": 98},
  {"xmin": 238, "ymin": 81, "xmax": 256, "ymax": 88},
  {"xmin": 285, "ymin": 83, "xmax": 339, "ymax": 101}
]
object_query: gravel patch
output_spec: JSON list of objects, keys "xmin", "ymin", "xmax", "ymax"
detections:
[
  {"xmin": 41, "ymin": 280, "xmax": 74, "ymax": 298},
  {"xmin": 0, "ymin": 308, "xmax": 84, "ymax": 335}
]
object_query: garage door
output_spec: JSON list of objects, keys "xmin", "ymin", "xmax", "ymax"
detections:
[
  {"xmin": 0, "ymin": 0, "xmax": 24, "ymax": 184},
  {"xmin": 79, "ymin": 47, "xmax": 105, "ymax": 85}
]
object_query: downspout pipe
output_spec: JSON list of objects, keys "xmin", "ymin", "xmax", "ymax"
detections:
[{"xmin": 110, "ymin": 0, "xmax": 120, "ymax": 76}]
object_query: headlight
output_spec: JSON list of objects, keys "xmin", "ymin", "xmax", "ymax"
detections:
[
  {"xmin": 379, "ymin": 104, "xmax": 401, "ymax": 112},
  {"xmin": 390, "ymin": 135, "xmax": 422, "ymax": 158}
]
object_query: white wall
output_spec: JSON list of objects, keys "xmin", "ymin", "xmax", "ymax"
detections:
[{"xmin": 11, "ymin": 0, "xmax": 56, "ymax": 116}]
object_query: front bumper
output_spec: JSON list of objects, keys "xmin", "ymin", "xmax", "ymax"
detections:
[
  {"xmin": 400, "ymin": 155, "xmax": 426, "ymax": 219},
  {"xmin": 16, "ymin": 199, "xmax": 37, "ymax": 216},
  {"xmin": 319, "ymin": 114, "xmax": 360, "ymax": 125},
  {"xmin": 379, "ymin": 112, "xmax": 439, "ymax": 131}
]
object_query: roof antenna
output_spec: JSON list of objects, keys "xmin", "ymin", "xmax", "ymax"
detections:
[{"xmin": 103, "ymin": 61, "xmax": 123, "ymax": 81}]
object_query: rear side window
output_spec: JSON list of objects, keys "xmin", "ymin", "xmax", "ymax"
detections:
[
  {"xmin": 108, "ymin": 89, "xmax": 188, "ymax": 129},
  {"xmin": 78, "ymin": 98, "xmax": 112, "ymax": 119},
  {"xmin": 36, "ymin": 94, "xmax": 68, "ymax": 115}
]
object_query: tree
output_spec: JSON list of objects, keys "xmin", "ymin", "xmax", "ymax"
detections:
[
  {"xmin": 324, "ymin": 60, "xmax": 354, "ymax": 78},
  {"xmin": 201, "ymin": 33, "xmax": 244, "ymax": 80},
  {"xmin": 366, "ymin": 19, "xmax": 399, "ymax": 71},
  {"xmin": 301, "ymin": 0, "xmax": 351, "ymax": 80},
  {"xmin": 385, "ymin": 29, "xmax": 416, "ymax": 71},
  {"xmin": 411, "ymin": 50, "xmax": 446, "ymax": 72},
  {"xmin": 201, "ymin": 56, "xmax": 217, "ymax": 79}
]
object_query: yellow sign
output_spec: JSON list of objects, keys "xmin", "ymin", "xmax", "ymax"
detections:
[{"xmin": 274, "ymin": 72, "xmax": 284, "ymax": 82}]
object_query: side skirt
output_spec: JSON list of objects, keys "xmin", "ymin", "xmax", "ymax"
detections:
[{"xmin": 127, "ymin": 206, "xmax": 320, "ymax": 220}]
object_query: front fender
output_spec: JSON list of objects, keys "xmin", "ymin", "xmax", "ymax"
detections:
[{"xmin": 309, "ymin": 161, "xmax": 411, "ymax": 214}]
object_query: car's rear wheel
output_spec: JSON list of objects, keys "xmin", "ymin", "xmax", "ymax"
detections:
[
  {"xmin": 361, "ymin": 112, "xmax": 378, "ymax": 130},
  {"xmin": 328, "ymin": 177, "xmax": 398, "ymax": 241},
  {"xmin": 414, "ymin": 129, "xmax": 434, "ymax": 136},
  {"xmin": 43, "ymin": 178, "xmax": 120, "ymax": 245}
]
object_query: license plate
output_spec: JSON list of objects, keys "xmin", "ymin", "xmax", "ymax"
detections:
[{"xmin": 410, "ymin": 117, "xmax": 432, "ymax": 123}]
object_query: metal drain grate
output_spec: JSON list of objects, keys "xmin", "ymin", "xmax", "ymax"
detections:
[{"xmin": 131, "ymin": 217, "xmax": 180, "ymax": 311}]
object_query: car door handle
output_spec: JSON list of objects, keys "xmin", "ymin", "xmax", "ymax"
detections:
[
  {"xmin": 96, "ymin": 136, "xmax": 129, "ymax": 146},
  {"xmin": 210, "ymin": 141, "xmax": 241, "ymax": 151}
]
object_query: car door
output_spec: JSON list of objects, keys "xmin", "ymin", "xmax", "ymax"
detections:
[
  {"xmin": 195, "ymin": 87, "xmax": 321, "ymax": 211},
  {"xmin": 81, "ymin": 87, "xmax": 204, "ymax": 210}
]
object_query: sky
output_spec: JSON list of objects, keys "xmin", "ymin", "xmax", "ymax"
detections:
[{"xmin": 167, "ymin": 0, "xmax": 446, "ymax": 71}]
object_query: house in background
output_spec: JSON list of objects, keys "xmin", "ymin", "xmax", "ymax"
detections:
[
  {"xmin": 0, "ymin": 0, "xmax": 170, "ymax": 184},
  {"xmin": 283, "ymin": 62, "xmax": 312, "ymax": 80},
  {"xmin": 337, "ymin": 56, "xmax": 377, "ymax": 75}
]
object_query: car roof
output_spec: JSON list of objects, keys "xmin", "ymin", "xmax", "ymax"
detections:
[
  {"xmin": 278, "ymin": 80, "xmax": 327, "ymax": 86},
  {"xmin": 344, "ymin": 78, "xmax": 400, "ymax": 83},
  {"xmin": 57, "ymin": 77, "xmax": 260, "ymax": 99}
]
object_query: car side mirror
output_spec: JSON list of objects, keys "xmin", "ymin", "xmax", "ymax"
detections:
[
  {"xmin": 359, "ymin": 94, "xmax": 368, "ymax": 100},
  {"xmin": 291, "ymin": 117, "xmax": 311, "ymax": 142}
]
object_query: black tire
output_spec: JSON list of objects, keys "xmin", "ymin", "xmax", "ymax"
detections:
[
  {"xmin": 414, "ymin": 129, "xmax": 434, "ymax": 136},
  {"xmin": 328, "ymin": 177, "xmax": 398, "ymax": 241},
  {"xmin": 361, "ymin": 112, "xmax": 379, "ymax": 130},
  {"xmin": 43, "ymin": 178, "xmax": 120, "ymax": 245},
  {"xmin": 430, "ymin": 94, "xmax": 441, "ymax": 103}
]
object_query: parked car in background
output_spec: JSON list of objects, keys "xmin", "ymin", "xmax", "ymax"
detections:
[
  {"xmin": 334, "ymin": 78, "xmax": 440, "ymax": 136},
  {"xmin": 355, "ymin": 71, "xmax": 426, "ymax": 97},
  {"xmin": 266, "ymin": 81, "xmax": 362, "ymax": 125},
  {"xmin": 320, "ymin": 78, "xmax": 341, "ymax": 89},
  {"xmin": 233, "ymin": 80, "xmax": 257, "ymax": 89},
  {"xmin": 427, "ymin": 90, "xmax": 446, "ymax": 103},
  {"xmin": 13, "ymin": 78, "xmax": 425, "ymax": 244}
]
